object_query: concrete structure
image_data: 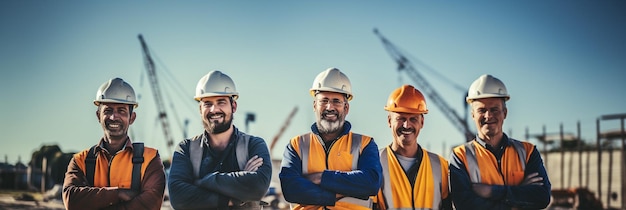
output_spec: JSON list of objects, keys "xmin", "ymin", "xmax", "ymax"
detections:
[{"xmin": 544, "ymin": 150, "xmax": 622, "ymax": 209}]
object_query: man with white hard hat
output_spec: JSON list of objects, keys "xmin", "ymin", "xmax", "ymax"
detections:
[
  {"xmin": 63, "ymin": 78, "xmax": 166, "ymax": 210},
  {"xmin": 279, "ymin": 67, "xmax": 382, "ymax": 210},
  {"xmin": 168, "ymin": 71, "xmax": 271, "ymax": 209},
  {"xmin": 449, "ymin": 74, "xmax": 551, "ymax": 209}
]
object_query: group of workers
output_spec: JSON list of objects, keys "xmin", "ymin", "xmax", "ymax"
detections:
[{"xmin": 61, "ymin": 67, "xmax": 552, "ymax": 210}]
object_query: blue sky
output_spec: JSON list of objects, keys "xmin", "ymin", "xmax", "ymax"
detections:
[{"xmin": 1, "ymin": 1, "xmax": 625, "ymax": 164}]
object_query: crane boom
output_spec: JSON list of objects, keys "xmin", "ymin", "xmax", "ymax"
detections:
[
  {"xmin": 270, "ymin": 106, "xmax": 298, "ymax": 156},
  {"xmin": 374, "ymin": 29, "xmax": 474, "ymax": 142},
  {"xmin": 138, "ymin": 34, "xmax": 175, "ymax": 154}
]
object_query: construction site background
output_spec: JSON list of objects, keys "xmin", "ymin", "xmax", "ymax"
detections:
[{"xmin": 1, "ymin": 114, "xmax": 625, "ymax": 210}]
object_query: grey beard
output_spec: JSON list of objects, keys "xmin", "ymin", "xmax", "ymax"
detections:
[{"xmin": 317, "ymin": 119, "xmax": 344, "ymax": 134}]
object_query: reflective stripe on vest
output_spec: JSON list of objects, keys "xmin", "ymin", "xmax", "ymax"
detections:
[
  {"xmin": 298, "ymin": 133, "xmax": 362, "ymax": 174},
  {"xmin": 380, "ymin": 147, "xmax": 443, "ymax": 210},
  {"xmin": 464, "ymin": 139, "xmax": 528, "ymax": 184},
  {"xmin": 296, "ymin": 132, "xmax": 372, "ymax": 209}
]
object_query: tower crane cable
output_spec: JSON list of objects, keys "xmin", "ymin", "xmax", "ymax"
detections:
[
  {"xmin": 374, "ymin": 28, "xmax": 474, "ymax": 142},
  {"xmin": 138, "ymin": 34, "xmax": 175, "ymax": 155},
  {"xmin": 151, "ymin": 55, "xmax": 192, "ymax": 137},
  {"xmin": 403, "ymin": 48, "xmax": 467, "ymax": 93},
  {"xmin": 138, "ymin": 37, "xmax": 197, "ymax": 141},
  {"xmin": 150, "ymin": 48, "xmax": 198, "ymax": 115}
]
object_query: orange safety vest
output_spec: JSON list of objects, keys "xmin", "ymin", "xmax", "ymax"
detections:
[
  {"xmin": 290, "ymin": 132, "xmax": 373, "ymax": 210},
  {"xmin": 452, "ymin": 139, "xmax": 534, "ymax": 185},
  {"xmin": 73, "ymin": 144, "xmax": 158, "ymax": 188},
  {"xmin": 377, "ymin": 146, "xmax": 449, "ymax": 210}
]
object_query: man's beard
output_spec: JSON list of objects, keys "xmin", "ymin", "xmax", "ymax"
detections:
[
  {"xmin": 316, "ymin": 111, "xmax": 344, "ymax": 134},
  {"xmin": 203, "ymin": 114, "xmax": 233, "ymax": 134}
]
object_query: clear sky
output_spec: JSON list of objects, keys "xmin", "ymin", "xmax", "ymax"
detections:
[{"xmin": 1, "ymin": 1, "xmax": 625, "ymax": 164}]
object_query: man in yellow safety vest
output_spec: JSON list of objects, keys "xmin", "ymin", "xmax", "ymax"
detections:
[{"xmin": 375, "ymin": 84, "xmax": 452, "ymax": 210}]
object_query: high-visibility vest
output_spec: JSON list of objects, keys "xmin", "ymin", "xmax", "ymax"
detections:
[
  {"xmin": 453, "ymin": 139, "xmax": 534, "ymax": 185},
  {"xmin": 377, "ymin": 146, "xmax": 449, "ymax": 210},
  {"xmin": 74, "ymin": 143, "xmax": 158, "ymax": 189},
  {"xmin": 290, "ymin": 132, "xmax": 373, "ymax": 210}
]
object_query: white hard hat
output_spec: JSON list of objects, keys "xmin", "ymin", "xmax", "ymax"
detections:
[
  {"xmin": 94, "ymin": 78, "xmax": 138, "ymax": 108},
  {"xmin": 310, "ymin": 67, "xmax": 353, "ymax": 101},
  {"xmin": 466, "ymin": 74, "xmax": 510, "ymax": 103},
  {"xmin": 195, "ymin": 70, "xmax": 239, "ymax": 101}
]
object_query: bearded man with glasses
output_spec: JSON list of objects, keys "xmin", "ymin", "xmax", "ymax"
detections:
[{"xmin": 279, "ymin": 67, "xmax": 383, "ymax": 210}]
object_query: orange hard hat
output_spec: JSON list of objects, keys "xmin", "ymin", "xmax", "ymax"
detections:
[{"xmin": 384, "ymin": 85, "xmax": 428, "ymax": 114}]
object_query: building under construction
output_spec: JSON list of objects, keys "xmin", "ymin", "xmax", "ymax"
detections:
[{"xmin": 529, "ymin": 113, "xmax": 626, "ymax": 210}]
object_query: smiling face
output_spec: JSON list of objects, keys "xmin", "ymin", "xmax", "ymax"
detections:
[
  {"xmin": 388, "ymin": 111, "xmax": 424, "ymax": 148},
  {"xmin": 471, "ymin": 97, "xmax": 507, "ymax": 141},
  {"xmin": 96, "ymin": 103, "xmax": 136, "ymax": 142},
  {"xmin": 313, "ymin": 91, "xmax": 349, "ymax": 135},
  {"xmin": 199, "ymin": 96, "xmax": 236, "ymax": 134}
]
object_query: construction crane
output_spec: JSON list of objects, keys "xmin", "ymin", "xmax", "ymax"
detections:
[
  {"xmin": 138, "ymin": 34, "xmax": 175, "ymax": 154},
  {"xmin": 374, "ymin": 29, "xmax": 474, "ymax": 142},
  {"xmin": 270, "ymin": 106, "xmax": 298, "ymax": 156}
]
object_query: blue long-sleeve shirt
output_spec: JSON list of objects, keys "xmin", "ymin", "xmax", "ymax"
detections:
[
  {"xmin": 279, "ymin": 121, "xmax": 383, "ymax": 206},
  {"xmin": 449, "ymin": 134, "xmax": 552, "ymax": 210},
  {"xmin": 168, "ymin": 127, "xmax": 272, "ymax": 210}
]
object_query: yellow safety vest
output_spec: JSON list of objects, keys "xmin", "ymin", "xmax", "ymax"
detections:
[
  {"xmin": 377, "ymin": 146, "xmax": 449, "ymax": 210},
  {"xmin": 452, "ymin": 139, "xmax": 534, "ymax": 185},
  {"xmin": 290, "ymin": 132, "xmax": 373, "ymax": 210}
]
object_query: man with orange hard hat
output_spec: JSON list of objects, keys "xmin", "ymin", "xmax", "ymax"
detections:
[{"xmin": 375, "ymin": 84, "xmax": 452, "ymax": 210}]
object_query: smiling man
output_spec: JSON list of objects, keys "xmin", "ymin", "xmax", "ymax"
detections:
[
  {"xmin": 375, "ymin": 85, "xmax": 451, "ymax": 210},
  {"xmin": 449, "ymin": 74, "xmax": 551, "ymax": 210},
  {"xmin": 167, "ymin": 71, "xmax": 271, "ymax": 210},
  {"xmin": 63, "ymin": 78, "xmax": 166, "ymax": 210},
  {"xmin": 279, "ymin": 67, "xmax": 382, "ymax": 210}
]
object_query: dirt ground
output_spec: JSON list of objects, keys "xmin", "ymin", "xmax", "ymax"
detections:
[
  {"xmin": 0, "ymin": 193, "xmax": 64, "ymax": 210},
  {"xmin": 0, "ymin": 190, "xmax": 285, "ymax": 210},
  {"xmin": 0, "ymin": 190, "xmax": 176, "ymax": 210}
]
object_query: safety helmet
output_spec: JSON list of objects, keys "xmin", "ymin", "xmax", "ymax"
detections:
[
  {"xmin": 466, "ymin": 74, "xmax": 510, "ymax": 103},
  {"xmin": 309, "ymin": 67, "xmax": 353, "ymax": 101},
  {"xmin": 384, "ymin": 85, "xmax": 428, "ymax": 114},
  {"xmin": 94, "ymin": 78, "xmax": 138, "ymax": 108},
  {"xmin": 195, "ymin": 70, "xmax": 239, "ymax": 101}
]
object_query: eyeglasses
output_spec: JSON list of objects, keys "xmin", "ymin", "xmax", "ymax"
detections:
[{"xmin": 317, "ymin": 99, "xmax": 345, "ymax": 107}]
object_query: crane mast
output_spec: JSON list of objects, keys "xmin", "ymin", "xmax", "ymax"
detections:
[
  {"xmin": 138, "ymin": 34, "xmax": 175, "ymax": 154},
  {"xmin": 374, "ymin": 29, "xmax": 474, "ymax": 142}
]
